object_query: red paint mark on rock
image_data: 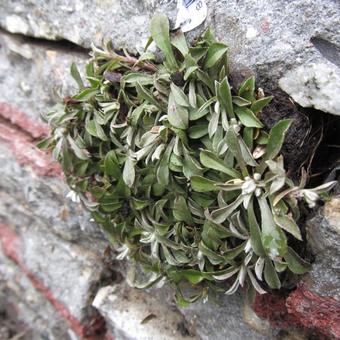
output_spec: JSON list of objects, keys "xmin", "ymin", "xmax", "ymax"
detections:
[
  {"xmin": 260, "ymin": 19, "xmax": 270, "ymax": 33},
  {"xmin": 0, "ymin": 123, "xmax": 61, "ymax": 177},
  {"xmin": 253, "ymin": 292, "xmax": 299, "ymax": 329},
  {"xmin": 0, "ymin": 102, "xmax": 61, "ymax": 177},
  {"xmin": 0, "ymin": 102, "xmax": 49, "ymax": 139},
  {"xmin": 0, "ymin": 224, "xmax": 111, "ymax": 339},
  {"xmin": 0, "ymin": 223, "xmax": 21, "ymax": 263},
  {"xmin": 286, "ymin": 284, "xmax": 340, "ymax": 339}
]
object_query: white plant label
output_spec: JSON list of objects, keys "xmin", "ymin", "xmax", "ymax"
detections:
[{"xmin": 175, "ymin": 0, "xmax": 207, "ymax": 32}]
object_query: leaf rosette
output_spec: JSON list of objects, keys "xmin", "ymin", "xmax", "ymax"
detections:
[{"xmin": 40, "ymin": 14, "xmax": 336, "ymax": 304}]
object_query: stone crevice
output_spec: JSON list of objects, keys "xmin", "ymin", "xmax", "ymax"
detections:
[{"xmin": 0, "ymin": 27, "xmax": 90, "ymax": 55}]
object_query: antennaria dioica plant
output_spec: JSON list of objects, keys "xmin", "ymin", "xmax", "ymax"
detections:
[{"xmin": 39, "ymin": 14, "xmax": 336, "ymax": 305}]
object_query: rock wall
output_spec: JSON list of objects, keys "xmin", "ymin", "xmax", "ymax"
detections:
[{"xmin": 0, "ymin": 1, "xmax": 339, "ymax": 339}]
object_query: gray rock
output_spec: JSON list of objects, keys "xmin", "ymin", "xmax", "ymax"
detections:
[
  {"xmin": 0, "ymin": 31, "xmax": 88, "ymax": 122},
  {"xmin": 0, "ymin": 237, "xmax": 72, "ymax": 340},
  {"xmin": 305, "ymin": 196, "xmax": 340, "ymax": 298},
  {"xmin": 279, "ymin": 62, "xmax": 340, "ymax": 115},
  {"xmin": 179, "ymin": 292, "xmax": 272, "ymax": 340},
  {"xmin": 0, "ymin": 141, "xmax": 103, "ymax": 243},
  {"xmin": 92, "ymin": 282, "xmax": 272, "ymax": 340},
  {"xmin": 22, "ymin": 227, "xmax": 106, "ymax": 322},
  {"xmin": 1, "ymin": 0, "xmax": 340, "ymax": 114},
  {"xmin": 93, "ymin": 283, "xmax": 198, "ymax": 340},
  {"xmin": 1, "ymin": 1, "xmax": 340, "ymax": 339}
]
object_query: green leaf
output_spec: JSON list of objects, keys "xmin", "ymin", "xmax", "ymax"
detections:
[
  {"xmin": 210, "ymin": 194, "xmax": 244, "ymax": 224},
  {"xmin": 104, "ymin": 151, "xmax": 121, "ymax": 179},
  {"xmin": 170, "ymin": 83, "xmax": 189, "ymax": 107},
  {"xmin": 264, "ymin": 119, "xmax": 293, "ymax": 161},
  {"xmin": 264, "ymin": 259, "xmax": 281, "ymax": 289},
  {"xmin": 66, "ymin": 135, "xmax": 89, "ymax": 160},
  {"xmin": 36, "ymin": 137, "xmax": 53, "ymax": 150},
  {"xmin": 284, "ymin": 247, "xmax": 311, "ymax": 274},
  {"xmin": 136, "ymin": 82, "xmax": 163, "ymax": 110},
  {"xmin": 138, "ymin": 51, "xmax": 155, "ymax": 62},
  {"xmin": 169, "ymin": 269, "xmax": 207, "ymax": 285},
  {"xmin": 204, "ymin": 43, "xmax": 228, "ymax": 69},
  {"xmin": 198, "ymin": 241, "xmax": 225, "ymax": 264},
  {"xmin": 234, "ymin": 107, "xmax": 263, "ymax": 128},
  {"xmin": 238, "ymin": 76, "xmax": 255, "ymax": 101},
  {"xmin": 74, "ymin": 88, "xmax": 97, "ymax": 101},
  {"xmin": 85, "ymin": 119, "xmax": 108, "ymax": 141},
  {"xmin": 232, "ymin": 96, "xmax": 251, "ymax": 107},
  {"xmin": 131, "ymin": 198, "xmax": 150, "ymax": 210},
  {"xmin": 191, "ymin": 176, "xmax": 219, "ymax": 192},
  {"xmin": 184, "ymin": 66, "xmax": 199, "ymax": 81},
  {"xmin": 123, "ymin": 156, "xmax": 135, "ymax": 187},
  {"xmin": 123, "ymin": 73, "xmax": 154, "ymax": 85},
  {"xmin": 70, "ymin": 62, "xmax": 84, "ymax": 89},
  {"xmin": 274, "ymin": 214, "xmax": 302, "ymax": 241},
  {"xmin": 188, "ymin": 125, "xmax": 208, "ymax": 139},
  {"xmin": 189, "ymin": 96, "xmax": 216, "ymax": 121},
  {"xmin": 167, "ymin": 93, "xmax": 189, "ymax": 129},
  {"xmin": 250, "ymin": 96, "xmax": 273, "ymax": 114},
  {"xmin": 150, "ymin": 14, "xmax": 177, "ymax": 70},
  {"xmin": 196, "ymin": 70, "xmax": 214, "ymax": 93},
  {"xmin": 225, "ymin": 128, "xmax": 247, "ymax": 175},
  {"xmin": 218, "ymin": 77, "xmax": 234, "ymax": 117},
  {"xmin": 130, "ymin": 104, "xmax": 146, "ymax": 127},
  {"xmin": 200, "ymin": 150, "xmax": 240, "ymax": 178},
  {"xmin": 208, "ymin": 111, "xmax": 219, "ymax": 138},
  {"xmin": 157, "ymin": 139, "xmax": 174, "ymax": 186},
  {"xmin": 171, "ymin": 30, "xmax": 189, "ymax": 57},
  {"xmin": 258, "ymin": 196, "xmax": 287, "ymax": 258},
  {"xmin": 248, "ymin": 199, "xmax": 266, "ymax": 257},
  {"xmin": 182, "ymin": 154, "xmax": 202, "ymax": 178},
  {"xmin": 173, "ymin": 196, "xmax": 193, "ymax": 224}
]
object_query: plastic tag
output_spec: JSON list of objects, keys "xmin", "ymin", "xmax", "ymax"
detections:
[{"xmin": 175, "ymin": 0, "xmax": 207, "ymax": 33}]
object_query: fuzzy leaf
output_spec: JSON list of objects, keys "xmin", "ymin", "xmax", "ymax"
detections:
[
  {"xmin": 248, "ymin": 199, "xmax": 266, "ymax": 257},
  {"xmin": 250, "ymin": 96, "xmax": 273, "ymax": 114},
  {"xmin": 238, "ymin": 76, "xmax": 255, "ymax": 101},
  {"xmin": 218, "ymin": 77, "xmax": 234, "ymax": 117},
  {"xmin": 123, "ymin": 73, "xmax": 153, "ymax": 85},
  {"xmin": 70, "ymin": 62, "xmax": 84, "ymax": 89},
  {"xmin": 264, "ymin": 259, "xmax": 281, "ymax": 289},
  {"xmin": 173, "ymin": 196, "xmax": 194, "ymax": 224},
  {"xmin": 123, "ymin": 156, "xmax": 135, "ymax": 187},
  {"xmin": 170, "ymin": 83, "xmax": 189, "ymax": 107},
  {"xmin": 74, "ymin": 88, "xmax": 97, "ymax": 101},
  {"xmin": 104, "ymin": 151, "xmax": 121, "ymax": 179},
  {"xmin": 235, "ymin": 107, "xmax": 263, "ymax": 128},
  {"xmin": 204, "ymin": 43, "xmax": 228, "ymax": 69},
  {"xmin": 258, "ymin": 196, "xmax": 287, "ymax": 258},
  {"xmin": 191, "ymin": 176, "xmax": 219, "ymax": 192},
  {"xmin": 188, "ymin": 125, "xmax": 208, "ymax": 139},
  {"xmin": 150, "ymin": 14, "xmax": 177, "ymax": 69},
  {"xmin": 200, "ymin": 150, "xmax": 240, "ymax": 178},
  {"xmin": 274, "ymin": 214, "xmax": 302, "ymax": 241},
  {"xmin": 211, "ymin": 195, "xmax": 244, "ymax": 224},
  {"xmin": 284, "ymin": 247, "xmax": 311, "ymax": 274},
  {"xmin": 167, "ymin": 93, "xmax": 189, "ymax": 129},
  {"xmin": 171, "ymin": 30, "xmax": 189, "ymax": 57},
  {"xmin": 264, "ymin": 119, "xmax": 293, "ymax": 161}
]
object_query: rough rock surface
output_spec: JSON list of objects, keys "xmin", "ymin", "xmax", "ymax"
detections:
[
  {"xmin": 1, "ymin": 1, "xmax": 340, "ymax": 339},
  {"xmin": 254, "ymin": 197, "xmax": 340, "ymax": 339},
  {"xmin": 1, "ymin": 0, "xmax": 340, "ymax": 114},
  {"xmin": 92, "ymin": 284, "xmax": 198, "ymax": 340},
  {"xmin": 305, "ymin": 197, "xmax": 340, "ymax": 298},
  {"xmin": 279, "ymin": 62, "xmax": 340, "ymax": 115},
  {"xmin": 0, "ymin": 28, "xmax": 267, "ymax": 340}
]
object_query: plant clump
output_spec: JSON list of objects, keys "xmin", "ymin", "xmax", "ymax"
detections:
[{"xmin": 40, "ymin": 14, "xmax": 336, "ymax": 304}]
